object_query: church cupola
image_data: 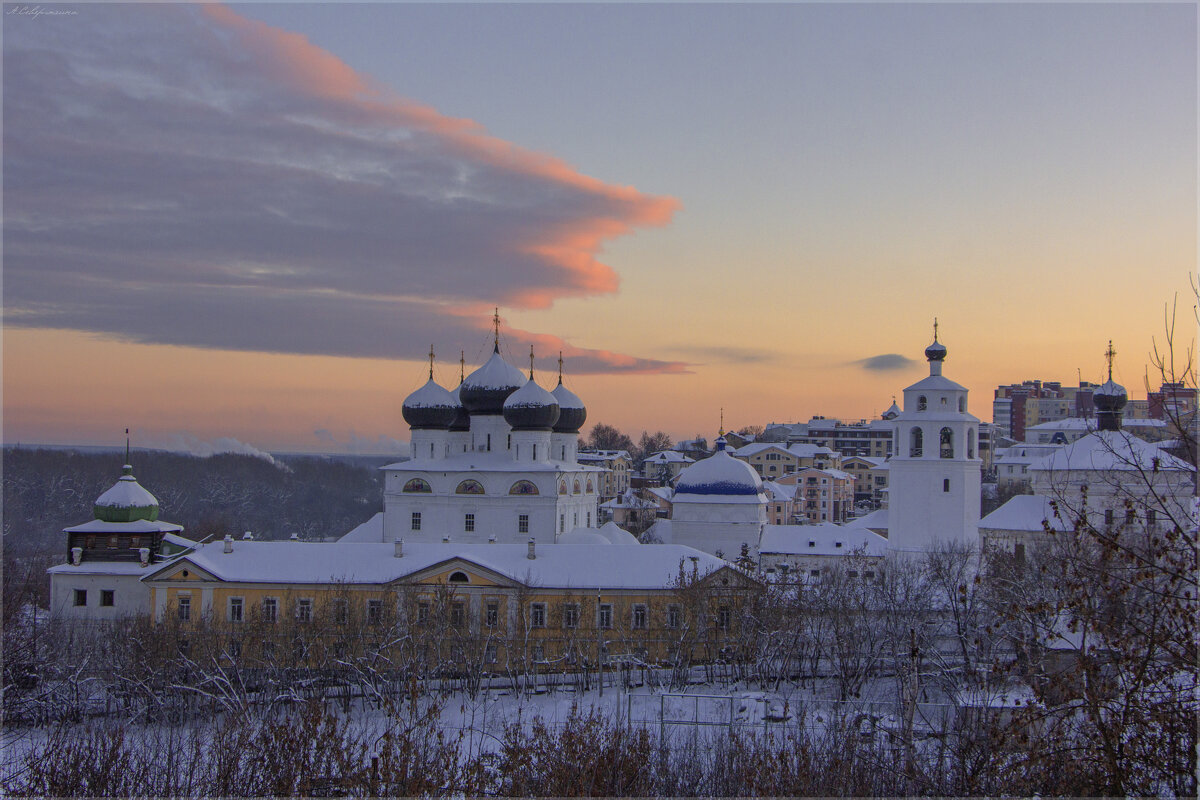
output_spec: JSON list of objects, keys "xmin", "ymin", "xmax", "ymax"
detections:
[
  {"xmin": 503, "ymin": 348, "xmax": 560, "ymax": 431},
  {"xmin": 924, "ymin": 319, "xmax": 948, "ymax": 375},
  {"xmin": 94, "ymin": 464, "xmax": 160, "ymax": 523},
  {"xmin": 459, "ymin": 313, "xmax": 526, "ymax": 415},
  {"xmin": 402, "ymin": 348, "xmax": 458, "ymax": 431},
  {"xmin": 551, "ymin": 353, "xmax": 586, "ymax": 435},
  {"xmin": 1094, "ymin": 340, "xmax": 1127, "ymax": 432}
]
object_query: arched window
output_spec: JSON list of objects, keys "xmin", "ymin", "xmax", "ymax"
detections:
[
  {"xmin": 967, "ymin": 428, "xmax": 976, "ymax": 459},
  {"xmin": 448, "ymin": 571, "xmax": 469, "ymax": 583},
  {"xmin": 958, "ymin": 397, "xmax": 966, "ymax": 412},
  {"xmin": 573, "ymin": 480, "xmax": 582, "ymax": 494},
  {"xmin": 910, "ymin": 427, "xmax": 923, "ymax": 458},
  {"xmin": 559, "ymin": 481, "xmax": 568, "ymax": 495},
  {"xmin": 940, "ymin": 427, "xmax": 954, "ymax": 459},
  {"xmin": 586, "ymin": 480, "xmax": 594, "ymax": 494},
  {"xmin": 403, "ymin": 478, "xmax": 432, "ymax": 493},
  {"xmin": 455, "ymin": 480, "xmax": 484, "ymax": 495},
  {"xmin": 917, "ymin": 396, "xmax": 927, "ymax": 412},
  {"xmin": 509, "ymin": 480, "xmax": 539, "ymax": 495}
]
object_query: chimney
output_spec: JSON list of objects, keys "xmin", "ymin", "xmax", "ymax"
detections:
[
  {"xmin": 443, "ymin": 535, "xmax": 450, "ymax": 543},
  {"xmin": 527, "ymin": 537, "xmax": 536, "ymax": 560},
  {"xmin": 223, "ymin": 534, "xmax": 234, "ymax": 554},
  {"xmin": 138, "ymin": 547, "xmax": 150, "ymax": 566},
  {"xmin": 242, "ymin": 531, "xmax": 253, "ymax": 540},
  {"xmin": 71, "ymin": 547, "xmax": 82, "ymax": 566},
  {"xmin": 394, "ymin": 538, "xmax": 404, "ymax": 558},
  {"xmin": 289, "ymin": 533, "xmax": 299, "ymax": 541},
  {"xmin": 488, "ymin": 535, "xmax": 496, "ymax": 544}
]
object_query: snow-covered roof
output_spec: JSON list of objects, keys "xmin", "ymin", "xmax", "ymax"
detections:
[
  {"xmin": 95, "ymin": 471, "xmax": 159, "ymax": 510},
  {"xmin": 599, "ymin": 491, "xmax": 657, "ymax": 510},
  {"xmin": 850, "ymin": 508, "xmax": 889, "ymax": 531},
  {"xmin": 759, "ymin": 523, "xmax": 887, "ymax": 557},
  {"xmin": 1027, "ymin": 416, "xmax": 1165, "ymax": 434},
  {"xmin": 463, "ymin": 350, "xmax": 526, "ymax": 391},
  {"xmin": 49, "ymin": 559, "xmax": 178, "ymax": 576},
  {"xmin": 641, "ymin": 519, "xmax": 673, "ymax": 544},
  {"xmin": 577, "ymin": 450, "xmax": 630, "ymax": 462},
  {"xmin": 644, "ymin": 450, "xmax": 695, "ymax": 464},
  {"xmin": 645, "ymin": 486, "xmax": 674, "ymax": 503},
  {"xmin": 905, "ymin": 374, "xmax": 968, "ymax": 393},
  {"xmin": 732, "ymin": 442, "xmax": 836, "ymax": 459},
  {"xmin": 64, "ymin": 518, "xmax": 183, "ymax": 534},
  {"xmin": 557, "ymin": 529, "xmax": 611, "ymax": 545},
  {"xmin": 761, "ymin": 481, "xmax": 796, "ymax": 501},
  {"xmin": 597, "ymin": 521, "xmax": 640, "ymax": 545},
  {"xmin": 338, "ymin": 512, "xmax": 385, "ymax": 542},
  {"xmin": 841, "ymin": 456, "xmax": 886, "ymax": 467},
  {"xmin": 142, "ymin": 540, "xmax": 728, "ymax": 590},
  {"xmin": 979, "ymin": 494, "xmax": 1072, "ymax": 533},
  {"xmin": 1028, "ymin": 430, "xmax": 1190, "ymax": 473}
]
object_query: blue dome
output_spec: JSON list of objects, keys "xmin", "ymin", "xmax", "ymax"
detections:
[{"xmin": 675, "ymin": 450, "xmax": 763, "ymax": 496}]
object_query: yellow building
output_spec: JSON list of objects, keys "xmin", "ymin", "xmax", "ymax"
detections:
[{"xmin": 142, "ymin": 538, "xmax": 761, "ymax": 673}]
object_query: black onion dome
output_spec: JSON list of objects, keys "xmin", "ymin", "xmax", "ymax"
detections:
[
  {"xmin": 1093, "ymin": 379, "xmax": 1127, "ymax": 413},
  {"xmin": 459, "ymin": 351, "xmax": 526, "ymax": 414},
  {"xmin": 551, "ymin": 380, "xmax": 587, "ymax": 434},
  {"xmin": 447, "ymin": 385, "xmax": 470, "ymax": 432},
  {"xmin": 503, "ymin": 377, "xmax": 560, "ymax": 431},
  {"xmin": 402, "ymin": 378, "xmax": 458, "ymax": 430},
  {"xmin": 925, "ymin": 340, "xmax": 947, "ymax": 362}
]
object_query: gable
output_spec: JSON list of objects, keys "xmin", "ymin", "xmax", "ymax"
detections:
[
  {"xmin": 396, "ymin": 557, "xmax": 522, "ymax": 589},
  {"xmin": 142, "ymin": 558, "xmax": 219, "ymax": 583}
]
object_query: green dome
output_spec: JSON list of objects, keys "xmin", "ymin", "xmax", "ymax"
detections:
[{"xmin": 93, "ymin": 465, "xmax": 160, "ymax": 523}]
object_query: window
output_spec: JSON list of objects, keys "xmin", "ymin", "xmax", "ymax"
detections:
[
  {"xmin": 296, "ymin": 598, "xmax": 313, "ymax": 622},
  {"xmin": 1104, "ymin": 509, "xmax": 1114, "ymax": 526},
  {"xmin": 100, "ymin": 590, "xmax": 114, "ymax": 607},
  {"xmin": 848, "ymin": 570, "xmax": 859, "ymax": 578},
  {"xmin": 564, "ymin": 603, "xmax": 579, "ymax": 629},
  {"xmin": 530, "ymin": 603, "xmax": 546, "ymax": 628},
  {"xmin": 598, "ymin": 603, "xmax": 612, "ymax": 629},
  {"xmin": 518, "ymin": 514, "xmax": 529, "ymax": 534},
  {"xmin": 464, "ymin": 513, "xmax": 475, "ymax": 533},
  {"xmin": 959, "ymin": 397, "xmax": 966, "ymax": 412},
  {"xmin": 178, "ymin": 595, "xmax": 191, "ymax": 621},
  {"xmin": 450, "ymin": 601, "xmax": 465, "ymax": 627},
  {"xmin": 943, "ymin": 478, "xmax": 950, "ymax": 493},
  {"xmin": 418, "ymin": 602, "xmax": 430, "ymax": 624},
  {"xmin": 560, "ymin": 514, "xmax": 565, "ymax": 533},
  {"xmin": 1147, "ymin": 510, "xmax": 1157, "ymax": 524},
  {"xmin": 717, "ymin": 606, "xmax": 731, "ymax": 631},
  {"xmin": 411, "ymin": 512, "xmax": 422, "ymax": 531},
  {"xmin": 808, "ymin": 540, "xmax": 815, "ymax": 548},
  {"xmin": 917, "ymin": 395, "xmax": 927, "ymax": 412},
  {"xmin": 485, "ymin": 601, "xmax": 499, "ymax": 627},
  {"xmin": 263, "ymin": 597, "xmax": 278, "ymax": 623},
  {"xmin": 485, "ymin": 642, "xmax": 498, "ymax": 664},
  {"xmin": 586, "ymin": 511, "xmax": 591, "ymax": 527},
  {"xmin": 107, "ymin": 535, "xmax": 118, "ymax": 549},
  {"xmin": 864, "ymin": 570, "xmax": 875, "ymax": 579},
  {"xmin": 510, "ymin": 480, "xmax": 539, "ymax": 495},
  {"xmin": 632, "ymin": 604, "xmax": 647, "ymax": 630},
  {"xmin": 332, "ymin": 598, "xmax": 348, "ymax": 625},
  {"xmin": 449, "ymin": 570, "xmax": 469, "ymax": 583},
  {"xmin": 1126, "ymin": 508, "xmax": 1136, "ymax": 524},
  {"xmin": 939, "ymin": 427, "xmax": 954, "ymax": 459},
  {"xmin": 810, "ymin": 569, "xmax": 821, "ymax": 577},
  {"xmin": 910, "ymin": 427, "xmax": 923, "ymax": 458},
  {"xmin": 229, "ymin": 596, "xmax": 244, "ymax": 623},
  {"xmin": 403, "ymin": 478, "xmax": 432, "ymax": 493},
  {"xmin": 367, "ymin": 599, "xmax": 383, "ymax": 624},
  {"xmin": 968, "ymin": 429, "xmax": 976, "ymax": 459},
  {"xmin": 229, "ymin": 639, "xmax": 242, "ymax": 659},
  {"xmin": 667, "ymin": 605, "xmax": 681, "ymax": 629},
  {"xmin": 456, "ymin": 480, "xmax": 484, "ymax": 494},
  {"xmin": 73, "ymin": 589, "xmax": 87, "ymax": 607}
]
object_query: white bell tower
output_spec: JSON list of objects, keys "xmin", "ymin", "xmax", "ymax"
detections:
[{"xmin": 888, "ymin": 322, "xmax": 981, "ymax": 552}]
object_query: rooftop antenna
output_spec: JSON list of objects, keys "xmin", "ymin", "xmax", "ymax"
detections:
[
  {"xmin": 492, "ymin": 307, "xmax": 501, "ymax": 354},
  {"xmin": 529, "ymin": 344, "xmax": 536, "ymax": 380},
  {"xmin": 428, "ymin": 345, "xmax": 435, "ymax": 380},
  {"xmin": 1105, "ymin": 340, "xmax": 1117, "ymax": 381},
  {"xmin": 557, "ymin": 351, "xmax": 564, "ymax": 385}
]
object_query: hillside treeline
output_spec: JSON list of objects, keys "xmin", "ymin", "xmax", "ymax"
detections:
[{"xmin": 2, "ymin": 449, "xmax": 383, "ymax": 555}]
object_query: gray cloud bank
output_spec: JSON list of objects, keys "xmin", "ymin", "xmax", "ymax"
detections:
[{"xmin": 3, "ymin": 5, "xmax": 683, "ymax": 374}]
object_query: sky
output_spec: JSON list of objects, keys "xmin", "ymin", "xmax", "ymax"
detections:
[{"xmin": 3, "ymin": 2, "xmax": 1196, "ymax": 455}]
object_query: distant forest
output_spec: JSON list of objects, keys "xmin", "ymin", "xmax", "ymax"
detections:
[{"xmin": 3, "ymin": 449, "xmax": 385, "ymax": 557}]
